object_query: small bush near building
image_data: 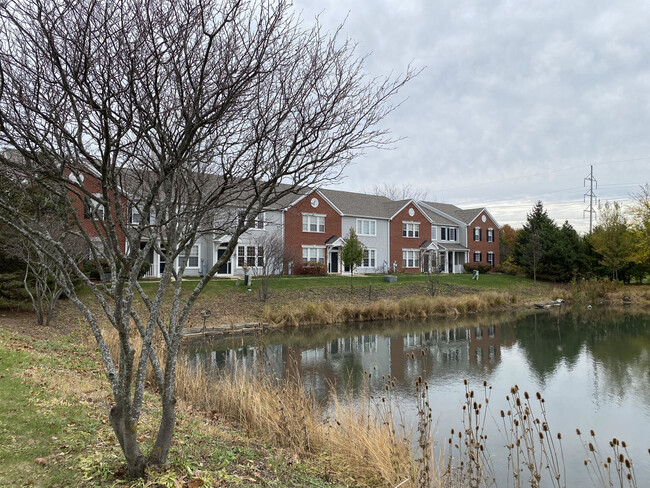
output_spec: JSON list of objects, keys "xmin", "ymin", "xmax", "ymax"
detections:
[
  {"xmin": 463, "ymin": 262, "xmax": 492, "ymax": 274},
  {"xmin": 297, "ymin": 261, "xmax": 327, "ymax": 275}
]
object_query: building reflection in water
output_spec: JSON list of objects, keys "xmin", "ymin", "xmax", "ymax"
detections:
[{"xmin": 185, "ymin": 320, "xmax": 507, "ymax": 402}]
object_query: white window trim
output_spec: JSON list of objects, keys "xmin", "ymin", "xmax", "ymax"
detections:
[
  {"xmin": 474, "ymin": 251, "xmax": 482, "ymax": 263},
  {"xmin": 487, "ymin": 251, "xmax": 494, "ymax": 265},
  {"xmin": 361, "ymin": 248, "xmax": 377, "ymax": 268},
  {"xmin": 487, "ymin": 228, "xmax": 494, "ymax": 242},
  {"xmin": 254, "ymin": 212, "xmax": 266, "ymax": 230},
  {"xmin": 431, "ymin": 226, "xmax": 437, "ymax": 241},
  {"xmin": 178, "ymin": 244, "xmax": 200, "ymax": 269},
  {"xmin": 236, "ymin": 244, "xmax": 265, "ymax": 269},
  {"xmin": 441, "ymin": 227, "xmax": 458, "ymax": 242},
  {"xmin": 474, "ymin": 227, "xmax": 481, "ymax": 242},
  {"xmin": 402, "ymin": 221, "xmax": 420, "ymax": 238},
  {"xmin": 356, "ymin": 218, "xmax": 377, "ymax": 237},
  {"xmin": 302, "ymin": 245, "xmax": 326, "ymax": 264},
  {"xmin": 302, "ymin": 213, "xmax": 326, "ymax": 233},
  {"xmin": 402, "ymin": 249, "xmax": 420, "ymax": 268},
  {"xmin": 86, "ymin": 193, "xmax": 106, "ymax": 221}
]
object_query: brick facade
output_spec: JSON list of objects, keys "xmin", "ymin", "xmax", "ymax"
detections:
[
  {"xmin": 389, "ymin": 203, "xmax": 431, "ymax": 273},
  {"xmin": 467, "ymin": 211, "xmax": 500, "ymax": 268},
  {"xmin": 70, "ymin": 172, "xmax": 127, "ymax": 252},
  {"xmin": 283, "ymin": 191, "xmax": 341, "ymax": 272}
]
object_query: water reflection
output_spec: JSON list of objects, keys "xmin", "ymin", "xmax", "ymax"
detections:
[{"xmin": 183, "ymin": 308, "xmax": 650, "ymax": 486}]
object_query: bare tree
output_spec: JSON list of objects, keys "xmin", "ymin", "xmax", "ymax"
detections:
[
  {"xmin": 0, "ymin": 0, "xmax": 414, "ymax": 478},
  {"xmin": 3, "ymin": 222, "xmax": 87, "ymax": 326},
  {"xmin": 371, "ymin": 182, "xmax": 430, "ymax": 201},
  {"xmin": 423, "ymin": 250, "xmax": 441, "ymax": 297},
  {"xmin": 251, "ymin": 229, "xmax": 284, "ymax": 302}
]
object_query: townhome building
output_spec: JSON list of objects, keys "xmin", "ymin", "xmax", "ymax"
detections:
[
  {"xmin": 56, "ymin": 163, "xmax": 500, "ymax": 277},
  {"xmin": 421, "ymin": 202, "xmax": 501, "ymax": 269}
]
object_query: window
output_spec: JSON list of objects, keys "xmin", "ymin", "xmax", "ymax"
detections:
[
  {"xmin": 84, "ymin": 195, "xmax": 105, "ymax": 220},
  {"xmin": 431, "ymin": 226, "xmax": 437, "ymax": 241},
  {"xmin": 129, "ymin": 205, "xmax": 151, "ymax": 225},
  {"xmin": 362, "ymin": 249, "xmax": 376, "ymax": 268},
  {"xmin": 179, "ymin": 245, "xmax": 199, "ymax": 268},
  {"xmin": 247, "ymin": 246, "xmax": 256, "ymax": 267},
  {"xmin": 402, "ymin": 250, "xmax": 420, "ymax": 268},
  {"xmin": 356, "ymin": 219, "xmax": 376, "ymax": 236},
  {"xmin": 441, "ymin": 227, "xmax": 457, "ymax": 241},
  {"xmin": 254, "ymin": 213, "xmax": 265, "ymax": 229},
  {"xmin": 474, "ymin": 227, "xmax": 482, "ymax": 241},
  {"xmin": 238, "ymin": 245, "xmax": 264, "ymax": 268},
  {"xmin": 302, "ymin": 214, "xmax": 325, "ymax": 233},
  {"xmin": 474, "ymin": 251, "xmax": 481, "ymax": 262},
  {"xmin": 302, "ymin": 246, "xmax": 325, "ymax": 264},
  {"xmin": 487, "ymin": 228, "xmax": 494, "ymax": 242},
  {"xmin": 487, "ymin": 251, "xmax": 494, "ymax": 266},
  {"xmin": 402, "ymin": 222, "xmax": 420, "ymax": 238}
]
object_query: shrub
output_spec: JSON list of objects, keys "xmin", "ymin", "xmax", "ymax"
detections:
[
  {"xmin": 296, "ymin": 261, "xmax": 327, "ymax": 275},
  {"xmin": 463, "ymin": 262, "xmax": 492, "ymax": 274},
  {"xmin": 81, "ymin": 259, "xmax": 111, "ymax": 280}
]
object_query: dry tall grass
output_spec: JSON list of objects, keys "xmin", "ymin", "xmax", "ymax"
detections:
[
  {"xmin": 175, "ymin": 358, "xmax": 416, "ymax": 486},
  {"xmin": 263, "ymin": 292, "xmax": 515, "ymax": 327},
  {"xmin": 105, "ymin": 329, "xmax": 418, "ymax": 486}
]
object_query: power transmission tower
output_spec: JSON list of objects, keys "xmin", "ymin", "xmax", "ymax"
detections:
[{"xmin": 583, "ymin": 165, "xmax": 597, "ymax": 233}]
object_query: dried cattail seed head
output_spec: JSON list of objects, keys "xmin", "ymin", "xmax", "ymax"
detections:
[
  {"xmin": 576, "ymin": 428, "xmax": 581, "ymax": 435},
  {"xmin": 590, "ymin": 429, "xmax": 595, "ymax": 437}
]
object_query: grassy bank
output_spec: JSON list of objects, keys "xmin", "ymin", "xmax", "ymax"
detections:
[{"xmin": 0, "ymin": 319, "xmax": 367, "ymax": 488}]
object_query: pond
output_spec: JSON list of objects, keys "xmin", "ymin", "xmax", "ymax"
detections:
[{"xmin": 183, "ymin": 307, "xmax": 650, "ymax": 486}]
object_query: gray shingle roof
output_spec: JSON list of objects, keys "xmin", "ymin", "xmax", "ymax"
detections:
[
  {"xmin": 319, "ymin": 189, "xmax": 408, "ymax": 218},
  {"xmin": 418, "ymin": 205, "xmax": 459, "ymax": 226},
  {"xmin": 422, "ymin": 201, "xmax": 483, "ymax": 225}
]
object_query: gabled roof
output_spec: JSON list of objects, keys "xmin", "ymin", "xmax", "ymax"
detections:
[
  {"xmin": 318, "ymin": 188, "xmax": 404, "ymax": 219},
  {"xmin": 421, "ymin": 201, "xmax": 500, "ymax": 228},
  {"xmin": 325, "ymin": 235, "xmax": 345, "ymax": 246},
  {"xmin": 418, "ymin": 205, "xmax": 459, "ymax": 227}
]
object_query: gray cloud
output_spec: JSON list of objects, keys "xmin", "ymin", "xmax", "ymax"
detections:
[{"xmin": 293, "ymin": 0, "xmax": 650, "ymax": 232}]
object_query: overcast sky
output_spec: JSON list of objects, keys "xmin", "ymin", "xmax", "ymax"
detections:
[{"xmin": 293, "ymin": 0, "xmax": 650, "ymax": 233}]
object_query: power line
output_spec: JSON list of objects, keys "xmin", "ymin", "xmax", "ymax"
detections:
[{"xmin": 584, "ymin": 165, "xmax": 597, "ymax": 234}]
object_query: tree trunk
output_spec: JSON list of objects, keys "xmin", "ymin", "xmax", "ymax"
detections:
[
  {"xmin": 109, "ymin": 405, "xmax": 146, "ymax": 479},
  {"xmin": 148, "ymin": 397, "xmax": 176, "ymax": 465}
]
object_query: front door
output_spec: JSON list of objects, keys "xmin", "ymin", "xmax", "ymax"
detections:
[
  {"xmin": 217, "ymin": 248, "xmax": 232, "ymax": 274},
  {"xmin": 329, "ymin": 251, "xmax": 339, "ymax": 273}
]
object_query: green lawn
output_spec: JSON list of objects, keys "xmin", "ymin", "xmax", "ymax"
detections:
[{"xmin": 134, "ymin": 272, "xmax": 550, "ymax": 296}]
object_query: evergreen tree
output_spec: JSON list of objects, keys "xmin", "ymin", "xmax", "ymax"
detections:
[
  {"xmin": 513, "ymin": 202, "xmax": 588, "ymax": 282},
  {"xmin": 514, "ymin": 201, "xmax": 555, "ymax": 282}
]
